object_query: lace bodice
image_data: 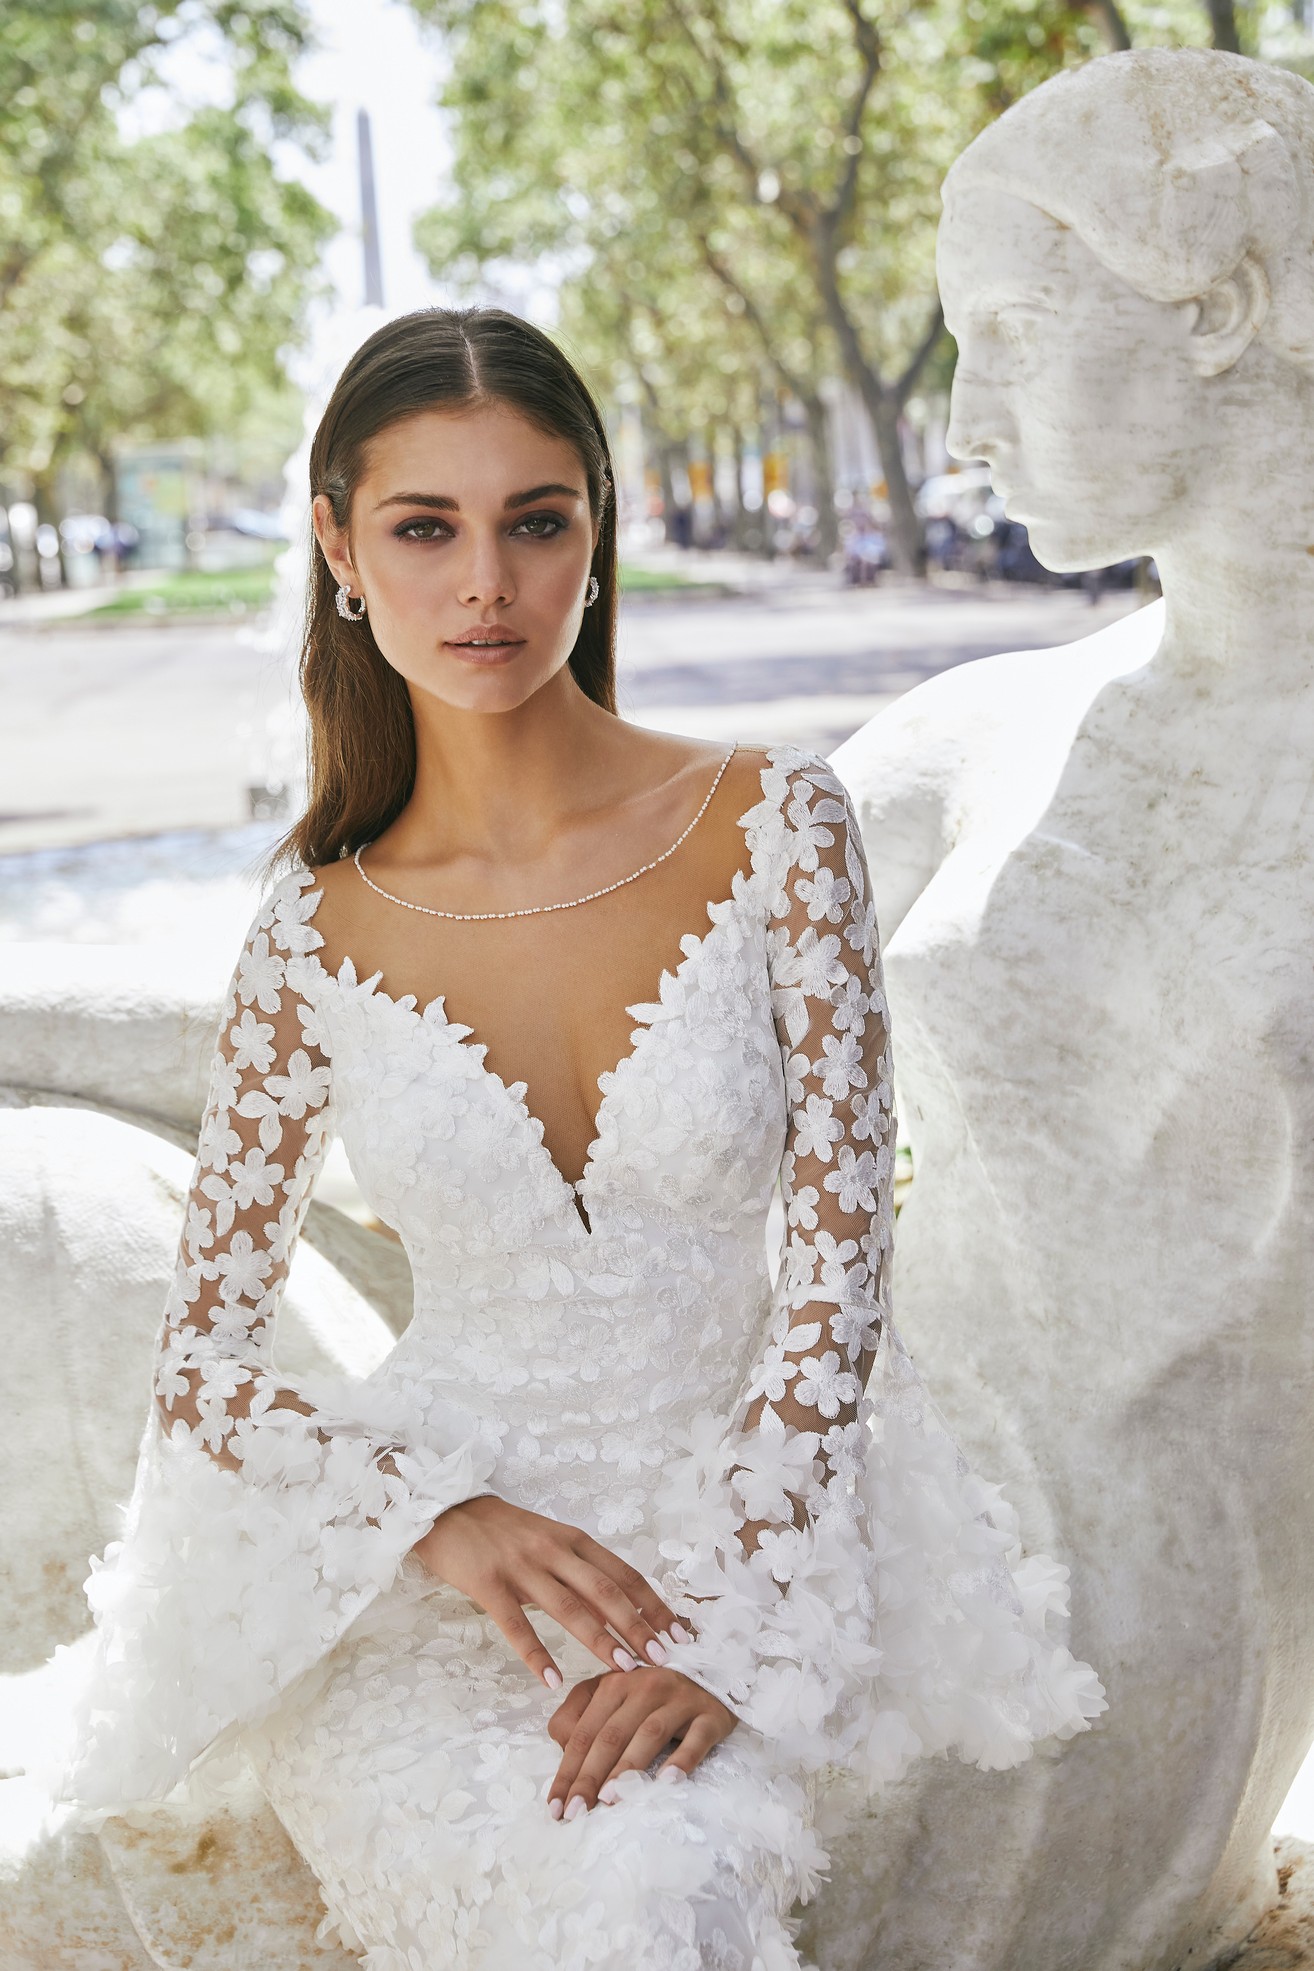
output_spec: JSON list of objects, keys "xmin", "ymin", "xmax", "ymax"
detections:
[
  {"xmin": 61, "ymin": 742, "xmax": 1105, "ymax": 1814},
  {"xmin": 150, "ymin": 746, "xmax": 891, "ymax": 1728}
]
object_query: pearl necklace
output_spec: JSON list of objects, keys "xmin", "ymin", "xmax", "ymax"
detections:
[{"xmin": 352, "ymin": 745, "xmax": 737, "ymax": 922}]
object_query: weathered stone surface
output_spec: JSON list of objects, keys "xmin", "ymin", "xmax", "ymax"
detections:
[
  {"xmin": 0, "ymin": 1101, "xmax": 403, "ymax": 1965},
  {"xmin": 97, "ymin": 1777, "xmax": 356, "ymax": 1971},
  {"xmin": 812, "ymin": 46, "xmax": 1314, "ymax": 1971}
]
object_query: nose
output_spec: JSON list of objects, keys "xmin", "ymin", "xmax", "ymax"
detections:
[
  {"xmin": 457, "ymin": 527, "xmax": 515, "ymax": 609},
  {"xmin": 946, "ymin": 358, "xmax": 1016, "ymax": 465}
]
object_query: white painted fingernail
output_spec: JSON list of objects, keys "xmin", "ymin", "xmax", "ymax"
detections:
[
  {"xmin": 599, "ymin": 1780, "xmax": 620, "ymax": 1805},
  {"xmin": 542, "ymin": 1666, "xmax": 563, "ymax": 1690},
  {"xmin": 548, "ymin": 1797, "xmax": 563, "ymax": 1819},
  {"xmin": 645, "ymin": 1638, "xmax": 667, "ymax": 1665},
  {"xmin": 613, "ymin": 1646, "xmax": 639, "ymax": 1672},
  {"xmin": 658, "ymin": 1764, "xmax": 685, "ymax": 1783},
  {"xmin": 564, "ymin": 1794, "xmax": 586, "ymax": 1821},
  {"xmin": 668, "ymin": 1622, "xmax": 694, "ymax": 1644}
]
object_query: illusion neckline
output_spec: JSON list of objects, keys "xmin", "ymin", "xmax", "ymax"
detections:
[
  {"xmin": 280, "ymin": 745, "xmax": 809, "ymax": 1240},
  {"xmin": 309, "ymin": 877, "xmax": 753, "ymax": 1241}
]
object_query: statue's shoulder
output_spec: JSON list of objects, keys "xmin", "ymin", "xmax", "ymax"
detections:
[{"xmin": 834, "ymin": 598, "xmax": 1163, "ymax": 800}]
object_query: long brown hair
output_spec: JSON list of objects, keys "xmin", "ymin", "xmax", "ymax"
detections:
[{"xmin": 267, "ymin": 307, "xmax": 618, "ymax": 877}]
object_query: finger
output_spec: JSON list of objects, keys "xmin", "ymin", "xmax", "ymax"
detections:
[
  {"xmin": 528, "ymin": 1569, "xmax": 653, "ymax": 1677},
  {"xmin": 483, "ymin": 1590, "xmax": 563, "ymax": 1691},
  {"xmin": 572, "ymin": 1535, "xmax": 691, "ymax": 1643},
  {"xmin": 571, "ymin": 1695, "xmax": 687, "ymax": 1813},
  {"xmin": 547, "ymin": 1673, "xmax": 630, "ymax": 1817},
  {"xmin": 555, "ymin": 1556, "xmax": 676, "ymax": 1669},
  {"xmin": 546, "ymin": 1677, "xmax": 597, "ymax": 1748},
  {"xmin": 656, "ymin": 1712, "xmax": 731, "ymax": 1783}
]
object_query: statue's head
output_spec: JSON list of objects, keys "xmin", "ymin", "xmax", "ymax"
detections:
[{"xmin": 938, "ymin": 50, "xmax": 1314, "ymax": 571}]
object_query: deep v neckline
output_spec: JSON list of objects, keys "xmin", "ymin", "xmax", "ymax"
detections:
[
  {"xmin": 307, "ymin": 750, "xmax": 769, "ymax": 1240},
  {"xmin": 430, "ymin": 888, "xmax": 746, "ymax": 1235}
]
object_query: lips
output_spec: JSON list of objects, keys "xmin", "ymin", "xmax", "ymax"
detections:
[{"xmin": 446, "ymin": 622, "xmax": 525, "ymax": 648}]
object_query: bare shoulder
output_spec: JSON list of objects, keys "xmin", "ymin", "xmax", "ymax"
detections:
[
  {"xmin": 302, "ymin": 853, "xmax": 366, "ymax": 956},
  {"xmin": 307, "ymin": 855, "xmax": 355, "ymax": 901}
]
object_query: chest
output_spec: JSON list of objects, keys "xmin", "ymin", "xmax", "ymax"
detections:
[
  {"xmin": 310, "ymin": 889, "xmax": 788, "ymax": 1257},
  {"xmin": 887, "ymin": 710, "xmax": 1314, "ymax": 1229}
]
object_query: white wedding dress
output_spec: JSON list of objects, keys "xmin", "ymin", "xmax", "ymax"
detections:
[{"xmin": 58, "ymin": 745, "xmax": 1106, "ymax": 1970}]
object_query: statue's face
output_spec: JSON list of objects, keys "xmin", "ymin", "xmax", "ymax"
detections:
[{"xmin": 938, "ymin": 179, "xmax": 1203, "ymax": 572}]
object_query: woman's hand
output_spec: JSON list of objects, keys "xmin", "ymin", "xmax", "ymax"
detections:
[
  {"xmin": 546, "ymin": 1668, "xmax": 737, "ymax": 1818},
  {"xmin": 412, "ymin": 1495, "xmax": 691, "ymax": 1689}
]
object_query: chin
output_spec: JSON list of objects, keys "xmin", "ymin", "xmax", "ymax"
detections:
[{"xmin": 1022, "ymin": 516, "xmax": 1144, "ymax": 576}]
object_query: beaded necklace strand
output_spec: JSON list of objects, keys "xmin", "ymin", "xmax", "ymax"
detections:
[{"xmin": 352, "ymin": 744, "xmax": 737, "ymax": 923}]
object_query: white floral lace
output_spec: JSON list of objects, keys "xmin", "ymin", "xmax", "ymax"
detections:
[
  {"xmin": 647, "ymin": 754, "xmax": 895, "ymax": 1740},
  {"xmin": 58, "ymin": 745, "xmax": 1106, "ymax": 1971}
]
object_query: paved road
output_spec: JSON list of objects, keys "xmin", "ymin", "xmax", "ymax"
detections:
[{"xmin": 0, "ymin": 573, "xmax": 1144, "ymax": 859}]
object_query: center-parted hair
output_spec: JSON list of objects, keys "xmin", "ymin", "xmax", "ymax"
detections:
[{"xmin": 271, "ymin": 307, "xmax": 618, "ymax": 877}]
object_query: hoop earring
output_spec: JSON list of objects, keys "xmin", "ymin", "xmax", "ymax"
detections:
[
  {"xmin": 584, "ymin": 576, "xmax": 600, "ymax": 607},
  {"xmin": 336, "ymin": 584, "xmax": 367, "ymax": 621}
]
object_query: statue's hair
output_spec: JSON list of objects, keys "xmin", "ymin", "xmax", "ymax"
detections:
[{"xmin": 945, "ymin": 49, "xmax": 1314, "ymax": 375}]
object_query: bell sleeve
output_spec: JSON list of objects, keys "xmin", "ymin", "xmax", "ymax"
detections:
[
  {"xmin": 57, "ymin": 870, "xmax": 502, "ymax": 1815},
  {"xmin": 653, "ymin": 750, "xmax": 1107, "ymax": 1791}
]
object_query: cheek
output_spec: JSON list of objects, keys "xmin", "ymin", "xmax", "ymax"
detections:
[{"xmin": 1021, "ymin": 339, "xmax": 1183, "ymax": 485}]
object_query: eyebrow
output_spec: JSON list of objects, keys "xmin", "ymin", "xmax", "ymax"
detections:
[{"xmin": 373, "ymin": 483, "xmax": 585, "ymax": 513}]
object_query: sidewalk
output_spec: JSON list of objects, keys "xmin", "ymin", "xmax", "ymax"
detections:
[{"xmin": 0, "ymin": 581, "xmax": 122, "ymax": 627}]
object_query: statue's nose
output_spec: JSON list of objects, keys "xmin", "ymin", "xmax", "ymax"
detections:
[{"xmin": 945, "ymin": 367, "xmax": 1014, "ymax": 466}]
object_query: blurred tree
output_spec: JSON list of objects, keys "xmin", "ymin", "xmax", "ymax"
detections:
[
  {"xmin": 408, "ymin": 0, "xmax": 1309, "ymax": 572},
  {"xmin": 409, "ymin": 0, "xmax": 1117, "ymax": 572},
  {"xmin": 0, "ymin": 1, "xmax": 334, "ymax": 547}
]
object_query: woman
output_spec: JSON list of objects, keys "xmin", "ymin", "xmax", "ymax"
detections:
[{"xmin": 59, "ymin": 308, "xmax": 1106, "ymax": 1969}]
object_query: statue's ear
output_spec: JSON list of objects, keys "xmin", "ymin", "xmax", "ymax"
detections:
[{"xmin": 1182, "ymin": 253, "xmax": 1270, "ymax": 379}]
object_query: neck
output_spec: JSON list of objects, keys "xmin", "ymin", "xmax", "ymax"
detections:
[
  {"xmin": 1154, "ymin": 528, "xmax": 1314, "ymax": 694},
  {"xmin": 392, "ymin": 669, "xmax": 621, "ymax": 863},
  {"xmin": 1142, "ymin": 362, "xmax": 1314, "ymax": 692}
]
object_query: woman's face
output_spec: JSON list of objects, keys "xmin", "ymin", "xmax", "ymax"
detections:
[
  {"xmin": 314, "ymin": 399, "xmax": 600, "ymax": 716},
  {"xmin": 937, "ymin": 179, "xmax": 1206, "ymax": 572}
]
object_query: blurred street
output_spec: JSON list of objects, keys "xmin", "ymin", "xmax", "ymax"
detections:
[{"xmin": 0, "ymin": 568, "xmax": 1145, "ymax": 856}]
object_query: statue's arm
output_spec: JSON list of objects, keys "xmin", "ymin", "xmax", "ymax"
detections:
[{"xmin": 829, "ymin": 668, "xmax": 977, "ymax": 939}]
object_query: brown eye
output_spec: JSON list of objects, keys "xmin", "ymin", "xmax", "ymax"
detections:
[
  {"xmin": 395, "ymin": 518, "xmax": 451, "ymax": 541},
  {"xmin": 512, "ymin": 512, "xmax": 568, "ymax": 538}
]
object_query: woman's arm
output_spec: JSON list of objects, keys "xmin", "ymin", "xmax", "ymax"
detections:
[
  {"xmin": 648, "ymin": 755, "xmax": 893, "ymax": 1768},
  {"xmin": 61, "ymin": 873, "xmax": 503, "ymax": 1810}
]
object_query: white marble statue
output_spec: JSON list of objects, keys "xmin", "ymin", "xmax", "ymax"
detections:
[
  {"xmin": 802, "ymin": 46, "xmax": 1314, "ymax": 1971},
  {"xmin": 0, "ymin": 958, "xmax": 402, "ymax": 1969}
]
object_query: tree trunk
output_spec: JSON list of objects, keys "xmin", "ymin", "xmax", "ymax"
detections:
[
  {"xmin": 1086, "ymin": 0, "xmax": 1132, "ymax": 49},
  {"xmin": 812, "ymin": 284, "xmax": 921, "ymax": 571},
  {"xmin": 705, "ymin": 425, "xmax": 729, "ymax": 547},
  {"xmin": 32, "ymin": 466, "xmax": 66, "ymax": 587},
  {"xmin": 95, "ymin": 447, "xmax": 120, "ymax": 524},
  {"xmin": 1204, "ymin": 0, "xmax": 1241, "ymax": 49},
  {"xmin": 803, "ymin": 228, "xmax": 921, "ymax": 573},
  {"xmin": 801, "ymin": 394, "xmax": 839, "ymax": 560},
  {"xmin": 728, "ymin": 423, "xmax": 752, "ymax": 550}
]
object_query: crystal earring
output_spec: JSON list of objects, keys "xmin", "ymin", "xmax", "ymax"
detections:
[
  {"xmin": 336, "ymin": 583, "xmax": 367, "ymax": 621},
  {"xmin": 584, "ymin": 575, "xmax": 600, "ymax": 607}
]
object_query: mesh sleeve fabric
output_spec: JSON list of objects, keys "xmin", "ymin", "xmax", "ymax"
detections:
[
  {"xmin": 58, "ymin": 873, "xmax": 502, "ymax": 1813},
  {"xmin": 652, "ymin": 757, "xmax": 891, "ymax": 1756},
  {"xmin": 653, "ymin": 753, "xmax": 1108, "ymax": 1787}
]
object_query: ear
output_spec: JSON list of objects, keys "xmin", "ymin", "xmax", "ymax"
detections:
[
  {"xmin": 312, "ymin": 492, "xmax": 357, "ymax": 590},
  {"xmin": 1182, "ymin": 254, "xmax": 1270, "ymax": 379}
]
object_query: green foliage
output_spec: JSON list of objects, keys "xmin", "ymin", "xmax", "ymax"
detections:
[
  {"xmin": 408, "ymin": 0, "xmax": 1314, "ymax": 457},
  {"xmin": 409, "ymin": 0, "xmax": 1102, "ymax": 419},
  {"xmin": 0, "ymin": 2, "xmax": 335, "ymax": 500},
  {"xmin": 84, "ymin": 551, "xmax": 279, "ymax": 618}
]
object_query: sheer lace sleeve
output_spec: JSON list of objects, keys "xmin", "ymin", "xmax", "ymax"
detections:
[
  {"xmin": 59, "ymin": 872, "xmax": 501, "ymax": 1814},
  {"xmin": 654, "ymin": 753, "xmax": 1107, "ymax": 1785},
  {"xmin": 651, "ymin": 755, "xmax": 890, "ymax": 1758},
  {"xmin": 153, "ymin": 881, "xmax": 339, "ymax": 1464},
  {"xmin": 732, "ymin": 757, "xmax": 893, "ymax": 1570}
]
